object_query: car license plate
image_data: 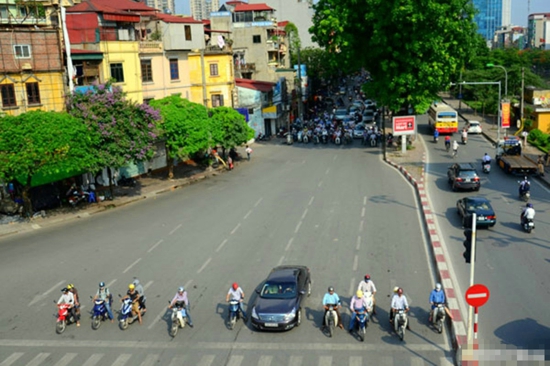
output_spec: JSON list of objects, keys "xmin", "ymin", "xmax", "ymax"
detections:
[
  {"xmin": 264, "ymin": 322, "xmax": 278, "ymax": 327},
  {"xmin": 478, "ymin": 216, "xmax": 485, "ymax": 220},
  {"xmin": 465, "ymin": 178, "xmax": 471, "ymax": 182}
]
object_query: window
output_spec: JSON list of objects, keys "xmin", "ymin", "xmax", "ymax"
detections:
[
  {"xmin": 26, "ymin": 82, "xmax": 41, "ymax": 105},
  {"xmin": 110, "ymin": 63, "xmax": 124, "ymax": 82},
  {"xmin": 13, "ymin": 45, "xmax": 31, "ymax": 58},
  {"xmin": 209, "ymin": 63, "xmax": 219, "ymax": 76},
  {"xmin": 169, "ymin": 59, "xmax": 179, "ymax": 80},
  {"xmin": 0, "ymin": 84, "xmax": 17, "ymax": 107},
  {"xmin": 141, "ymin": 59, "xmax": 153, "ymax": 82},
  {"xmin": 211, "ymin": 94, "xmax": 224, "ymax": 107},
  {"xmin": 252, "ymin": 35, "xmax": 261, "ymax": 43},
  {"xmin": 184, "ymin": 25, "xmax": 192, "ymax": 41}
]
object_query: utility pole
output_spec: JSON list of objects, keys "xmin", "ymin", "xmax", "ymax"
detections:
[
  {"xmin": 467, "ymin": 213, "xmax": 477, "ymax": 341},
  {"xmin": 296, "ymin": 38, "xmax": 303, "ymax": 122},
  {"xmin": 200, "ymin": 48, "xmax": 208, "ymax": 108},
  {"xmin": 520, "ymin": 67, "xmax": 525, "ymax": 128}
]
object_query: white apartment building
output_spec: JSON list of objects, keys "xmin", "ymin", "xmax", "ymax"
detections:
[{"xmin": 191, "ymin": 0, "xmax": 220, "ymax": 20}]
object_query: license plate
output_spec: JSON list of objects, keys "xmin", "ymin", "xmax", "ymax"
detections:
[
  {"xmin": 465, "ymin": 178, "xmax": 471, "ymax": 182},
  {"xmin": 264, "ymin": 322, "xmax": 278, "ymax": 327},
  {"xmin": 478, "ymin": 216, "xmax": 485, "ymax": 220}
]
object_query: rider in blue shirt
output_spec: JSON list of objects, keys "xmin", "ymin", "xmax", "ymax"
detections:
[
  {"xmin": 429, "ymin": 283, "xmax": 446, "ymax": 322},
  {"xmin": 322, "ymin": 286, "xmax": 343, "ymax": 329}
]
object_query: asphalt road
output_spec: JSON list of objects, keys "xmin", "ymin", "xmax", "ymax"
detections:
[
  {"xmin": 422, "ymin": 116, "xmax": 550, "ymax": 352},
  {"xmin": 0, "ymin": 140, "xmax": 453, "ymax": 366}
]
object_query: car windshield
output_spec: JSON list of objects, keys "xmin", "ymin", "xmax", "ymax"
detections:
[
  {"xmin": 467, "ymin": 200, "xmax": 491, "ymax": 211},
  {"xmin": 459, "ymin": 171, "xmax": 477, "ymax": 178},
  {"xmin": 260, "ymin": 282, "xmax": 297, "ymax": 299},
  {"xmin": 335, "ymin": 109, "xmax": 347, "ymax": 116}
]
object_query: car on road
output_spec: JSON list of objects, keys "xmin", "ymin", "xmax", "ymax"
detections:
[
  {"xmin": 334, "ymin": 108, "xmax": 350, "ymax": 121},
  {"xmin": 363, "ymin": 109, "xmax": 376, "ymax": 123},
  {"xmin": 348, "ymin": 105, "xmax": 360, "ymax": 116},
  {"xmin": 353, "ymin": 124, "xmax": 365, "ymax": 138},
  {"xmin": 250, "ymin": 265, "xmax": 311, "ymax": 331},
  {"xmin": 456, "ymin": 196, "xmax": 496, "ymax": 228},
  {"xmin": 447, "ymin": 163, "xmax": 480, "ymax": 191},
  {"xmin": 466, "ymin": 120, "xmax": 482, "ymax": 134},
  {"xmin": 364, "ymin": 99, "xmax": 376, "ymax": 108}
]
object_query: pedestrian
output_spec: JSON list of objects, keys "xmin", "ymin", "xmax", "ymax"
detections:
[
  {"xmin": 227, "ymin": 156, "xmax": 233, "ymax": 170},
  {"xmin": 245, "ymin": 145, "xmax": 252, "ymax": 161},
  {"xmin": 537, "ymin": 155, "xmax": 545, "ymax": 177}
]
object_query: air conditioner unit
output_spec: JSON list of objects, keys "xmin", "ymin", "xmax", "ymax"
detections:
[{"xmin": 21, "ymin": 63, "xmax": 32, "ymax": 70}]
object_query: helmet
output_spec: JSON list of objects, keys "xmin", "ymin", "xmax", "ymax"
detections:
[
  {"xmin": 61, "ymin": 287, "xmax": 68, "ymax": 293},
  {"xmin": 397, "ymin": 288, "xmax": 403, "ymax": 295},
  {"xmin": 133, "ymin": 279, "xmax": 140, "ymax": 286},
  {"xmin": 99, "ymin": 282, "xmax": 105, "ymax": 288},
  {"xmin": 178, "ymin": 287, "xmax": 184, "ymax": 293},
  {"xmin": 436, "ymin": 283, "xmax": 442, "ymax": 290},
  {"xmin": 527, "ymin": 203, "xmax": 533, "ymax": 208},
  {"xmin": 356, "ymin": 290, "xmax": 363, "ymax": 298},
  {"xmin": 393, "ymin": 286, "xmax": 399, "ymax": 293},
  {"xmin": 232, "ymin": 282, "xmax": 238, "ymax": 290},
  {"xmin": 67, "ymin": 284, "xmax": 74, "ymax": 290},
  {"xmin": 128, "ymin": 284, "xmax": 135, "ymax": 290},
  {"xmin": 328, "ymin": 286, "xmax": 334, "ymax": 292},
  {"xmin": 364, "ymin": 274, "xmax": 371, "ymax": 281}
]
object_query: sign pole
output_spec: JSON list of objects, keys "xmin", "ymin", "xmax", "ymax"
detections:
[
  {"xmin": 401, "ymin": 135, "xmax": 406, "ymax": 154},
  {"xmin": 473, "ymin": 306, "xmax": 479, "ymax": 340},
  {"xmin": 464, "ymin": 284, "xmax": 489, "ymax": 366},
  {"xmin": 467, "ymin": 213, "xmax": 477, "ymax": 341}
]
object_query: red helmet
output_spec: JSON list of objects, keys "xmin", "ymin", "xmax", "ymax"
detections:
[
  {"xmin": 232, "ymin": 282, "xmax": 238, "ymax": 290},
  {"xmin": 364, "ymin": 274, "xmax": 371, "ymax": 281}
]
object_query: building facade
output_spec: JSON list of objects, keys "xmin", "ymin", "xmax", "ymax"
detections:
[
  {"xmin": 190, "ymin": 0, "xmax": 219, "ymax": 20},
  {"xmin": 472, "ymin": 0, "xmax": 507, "ymax": 42},
  {"xmin": 143, "ymin": 0, "xmax": 175, "ymax": 14},
  {"xmin": 527, "ymin": 13, "xmax": 550, "ymax": 49}
]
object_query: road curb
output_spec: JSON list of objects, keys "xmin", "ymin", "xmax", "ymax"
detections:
[{"xmin": 385, "ymin": 155, "xmax": 465, "ymax": 365}]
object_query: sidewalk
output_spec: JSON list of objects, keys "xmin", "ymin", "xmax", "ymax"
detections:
[
  {"xmin": 0, "ymin": 156, "xmax": 247, "ymax": 239},
  {"xmin": 441, "ymin": 92, "xmax": 550, "ymax": 188}
]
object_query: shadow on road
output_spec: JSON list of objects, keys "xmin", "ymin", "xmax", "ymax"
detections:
[{"xmin": 494, "ymin": 318, "xmax": 550, "ymax": 352}]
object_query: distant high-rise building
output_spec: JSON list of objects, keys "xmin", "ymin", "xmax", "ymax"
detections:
[
  {"xmin": 472, "ymin": 0, "xmax": 510, "ymax": 41},
  {"xmin": 191, "ymin": 0, "xmax": 219, "ymax": 20},
  {"xmin": 143, "ymin": 0, "xmax": 176, "ymax": 13}
]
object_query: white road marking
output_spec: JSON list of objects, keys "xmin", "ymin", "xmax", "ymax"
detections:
[
  {"xmin": 349, "ymin": 278, "xmax": 356, "ymax": 296},
  {"xmin": 0, "ymin": 352, "xmax": 23, "ymax": 366},
  {"xmin": 168, "ymin": 356, "xmax": 186, "ymax": 366},
  {"xmin": 197, "ymin": 257, "xmax": 212, "ymax": 274},
  {"xmin": 230, "ymin": 223, "xmax": 241, "ymax": 234},
  {"xmin": 147, "ymin": 239, "xmax": 163, "ymax": 253},
  {"xmin": 143, "ymin": 281, "xmax": 154, "ymax": 291},
  {"xmin": 301, "ymin": 208, "xmax": 308, "ymax": 220},
  {"xmin": 243, "ymin": 210, "xmax": 253, "ymax": 219},
  {"xmin": 227, "ymin": 355, "xmax": 244, "ymax": 366},
  {"xmin": 361, "ymin": 207, "xmax": 366, "ymax": 217},
  {"xmin": 168, "ymin": 224, "xmax": 182, "ymax": 235},
  {"xmin": 277, "ymin": 256, "xmax": 285, "ymax": 265},
  {"xmin": 294, "ymin": 221, "xmax": 302, "ymax": 233},
  {"xmin": 325, "ymin": 168, "xmax": 330, "ymax": 175},
  {"xmin": 26, "ymin": 353, "xmax": 50, "ymax": 366},
  {"xmin": 308, "ymin": 196, "xmax": 315, "ymax": 206},
  {"xmin": 106, "ymin": 279, "xmax": 117, "ymax": 288},
  {"xmin": 122, "ymin": 258, "xmax": 142, "ymax": 274},
  {"xmin": 29, "ymin": 280, "xmax": 65, "ymax": 306},
  {"xmin": 319, "ymin": 355, "xmax": 332, "ymax": 366},
  {"xmin": 352, "ymin": 255, "xmax": 358, "ymax": 271},
  {"xmin": 356, "ymin": 236, "xmax": 361, "ymax": 250},
  {"xmin": 349, "ymin": 356, "xmax": 362, "ymax": 366},
  {"xmin": 302, "ymin": 160, "xmax": 306, "ymax": 164},
  {"xmin": 139, "ymin": 354, "xmax": 159, "ymax": 366},
  {"xmin": 82, "ymin": 354, "xmax": 104, "ymax": 366},
  {"xmin": 440, "ymin": 357, "xmax": 455, "ymax": 365},
  {"xmin": 359, "ymin": 220, "xmax": 364, "ymax": 232},
  {"xmin": 31, "ymin": 224, "xmax": 41, "ymax": 230},
  {"xmin": 216, "ymin": 239, "xmax": 228, "ymax": 252},
  {"xmin": 502, "ymin": 196, "xmax": 510, "ymax": 205},
  {"xmin": 363, "ymin": 196, "xmax": 367, "ymax": 205},
  {"xmin": 289, "ymin": 356, "xmax": 302, "ymax": 366},
  {"xmin": 54, "ymin": 353, "xmax": 77, "ymax": 366},
  {"xmin": 318, "ymin": 181, "xmax": 323, "ymax": 188},
  {"xmin": 111, "ymin": 353, "xmax": 132, "ymax": 366},
  {"xmin": 285, "ymin": 238, "xmax": 294, "ymax": 251},
  {"xmin": 257, "ymin": 355, "xmax": 273, "ymax": 366},
  {"xmin": 198, "ymin": 355, "xmax": 215, "ymax": 366},
  {"xmin": 254, "ymin": 198, "xmax": 263, "ymax": 207}
]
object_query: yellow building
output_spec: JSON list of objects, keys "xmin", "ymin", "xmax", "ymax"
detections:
[
  {"xmin": 524, "ymin": 87, "xmax": 550, "ymax": 133},
  {"xmin": 189, "ymin": 45, "xmax": 235, "ymax": 107}
]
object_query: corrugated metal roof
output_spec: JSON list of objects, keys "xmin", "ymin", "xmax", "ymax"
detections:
[
  {"xmin": 155, "ymin": 13, "xmax": 202, "ymax": 24},
  {"xmin": 235, "ymin": 78, "xmax": 275, "ymax": 92},
  {"xmin": 234, "ymin": 3, "xmax": 273, "ymax": 12}
]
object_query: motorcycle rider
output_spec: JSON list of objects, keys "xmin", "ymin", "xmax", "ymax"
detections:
[
  {"xmin": 482, "ymin": 153, "xmax": 492, "ymax": 167},
  {"xmin": 389, "ymin": 286, "xmax": 399, "ymax": 323},
  {"xmin": 521, "ymin": 203, "xmax": 536, "ymax": 225},
  {"xmin": 519, "ymin": 177, "xmax": 531, "ymax": 197},
  {"xmin": 93, "ymin": 281, "xmax": 114, "ymax": 323},
  {"xmin": 391, "ymin": 288, "xmax": 410, "ymax": 330},
  {"xmin": 452, "ymin": 140, "xmax": 459, "ymax": 157},
  {"xmin": 67, "ymin": 284, "xmax": 80, "ymax": 317},
  {"xmin": 226, "ymin": 282, "xmax": 247, "ymax": 321},
  {"xmin": 121, "ymin": 284, "xmax": 142, "ymax": 325},
  {"xmin": 348, "ymin": 290, "xmax": 372, "ymax": 333},
  {"xmin": 461, "ymin": 128, "xmax": 468, "ymax": 144},
  {"xmin": 168, "ymin": 286, "xmax": 194, "ymax": 328},
  {"xmin": 133, "ymin": 278, "xmax": 146, "ymax": 313},
  {"xmin": 357, "ymin": 274, "xmax": 377, "ymax": 315},
  {"xmin": 428, "ymin": 283, "xmax": 451, "ymax": 323},
  {"xmin": 57, "ymin": 287, "xmax": 80, "ymax": 327},
  {"xmin": 433, "ymin": 129, "xmax": 439, "ymax": 142},
  {"xmin": 444, "ymin": 135, "xmax": 451, "ymax": 151},
  {"xmin": 322, "ymin": 286, "xmax": 344, "ymax": 329}
]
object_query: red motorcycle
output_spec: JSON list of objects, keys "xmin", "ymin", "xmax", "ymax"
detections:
[{"xmin": 56, "ymin": 303, "xmax": 76, "ymax": 334}]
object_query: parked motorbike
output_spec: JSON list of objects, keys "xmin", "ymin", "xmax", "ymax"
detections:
[
  {"xmin": 169, "ymin": 302, "xmax": 188, "ymax": 337},
  {"xmin": 324, "ymin": 304, "xmax": 339, "ymax": 338},
  {"xmin": 334, "ymin": 136, "xmax": 341, "ymax": 145},
  {"xmin": 394, "ymin": 309, "xmax": 408, "ymax": 341},
  {"xmin": 343, "ymin": 132, "xmax": 352, "ymax": 145},
  {"xmin": 297, "ymin": 130, "xmax": 303, "ymax": 143},
  {"xmin": 432, "ymin": 303, "xmax": 446, "ymax": 334},
  {"xmin": 91, "ymin": 298, "xmax": 110, "ymax": 330},
  {"xmin": 313, "ymin": 134, "xmax": 320, "ymax": 145},
  {"xmin": 227, "ymin": 299, "xmax": 242, "ymax": 330},
  {"xmin": 303, "ymin": 130, "xmax": 310, "ymax": 144},
  {"xmin": 119, "ymin": 296, "xmax": 145, "ymax": 330},
  {"xmin": 321, "ymin": 133, "xmax": 328, "ymax": 144},
  {"xmin": 352, "ymin": 308, "xmax": 368, "ymax": 342},
  {"xmin": 55, "ymin": 303, "xmax": 76, "ymax": 334},
  {"xmin": 521, "ymin": 217, "xmax": 535, "ymax": 233},
  {"xmin": 66, "ymin": 186, "xmax": 89, "ymax": 207}
]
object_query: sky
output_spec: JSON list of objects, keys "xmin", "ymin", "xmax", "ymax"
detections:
[{"xmin": 175, "ymin": 0, "xmax": 549, "ymax": 28}]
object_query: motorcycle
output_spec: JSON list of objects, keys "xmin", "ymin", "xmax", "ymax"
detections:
[
  {"xmin": 117, "ymin": 176, "xmax": 136, "ymax": 187},
  {"xmin": 321, "ymin": 133, "xmax": 328, "ymax": 144},
  {"xmin": 55, "ymin": 303, "xmax": 76, "ymax": 334},
  {"xmin": 297, "ymin": 130, "xmax": 303, "ymax": 143},
  {"xmin": 352, "ymin": 308, "xmax": 368, "ymax": 342},
  {"xmin": 369, "ymin": 134, "xmax": 377, "ymax": 147},
  {"xmin": 521, "ymin": 217, "xmax": 535, "ymax": 233},
  {"xmin": 461, "ymin": 135, "xmax": 467, "ymax": 145},
  {"xmin": 483, "ymin": 162, "xmax": 491, "ymax": 174},
  {"xmin": 119, "ymin": 296, "xmax": 145, "ymax": 330},
  {"xmin": 519, "ymin": 190, "xmax": 530, "ymax": 202},
  {"xmin": 343, "ymin": 132, "xmax": 352, "ymax": 145},
  {"xmin": 324, "ymin": 304, "xmax": 339, "ymax": 338},
  {"xmin": 169, "ymin": 302, "xmax": 188, "ymax": 337},
  {"xmin": 227, "ymin": 299, "xmax": 241, "ymax": 330},
  {"xmin": 432, "ymin": 303, "xmax": 446, "ymax": 334},
  {"xmin": 445, "ymin": 141, "xmax": 451, "ymax": 152},
  {"xmin": 313, "ymin": 134, "xmax": 320, "ymax": 145},
  {"xmin": 66, "ymin": 186, "xmax": 89, "ymax": 207},
  {"xmin": 334, "ymin": 135, "xmax": 341, "ymax": 145},
  {"xmin": 303, "ymin": 130, "xmax": 309, "ymax": 144},
  {"xmin": 394, "ymin": 309, "xmax": 408, "ymax": 341},
  {"xmin": 91, "ymin": 298, "xmax": 110, "ymax": 330}
]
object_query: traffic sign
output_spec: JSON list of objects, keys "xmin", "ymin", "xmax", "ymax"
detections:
[
  {"xmin": 465, "ymin": 284, "xmax": 490, "ymax": 307},
  {"xmin": 392, "ymin": 115, "xmax": 415, "ymax": 136}
]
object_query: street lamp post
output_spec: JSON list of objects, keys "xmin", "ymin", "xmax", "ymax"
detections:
[{"xmin": 486, "ymin": 63, "xmax": 508, "ymax": 98}]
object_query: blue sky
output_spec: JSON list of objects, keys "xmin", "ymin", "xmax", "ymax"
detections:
[{"xmin": 176, "ymin": 0, "xmax": 549, "ymax": 28}]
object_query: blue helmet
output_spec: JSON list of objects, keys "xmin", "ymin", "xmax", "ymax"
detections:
[{"xmin": 527, "ymin": 203, "xmax": 533, "ymax": 208}]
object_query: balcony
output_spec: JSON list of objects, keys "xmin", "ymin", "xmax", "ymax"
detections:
[
  {"xmin": 235, "ymin": 63, "xmax": 256, "ymax": 73},
  {"xmin": 139, "ymin": 41, "xmax": 162, "ymax": 53},
  {"xmin": 205, "ymin": 44, "xmax": 233, "ymax": 53}
]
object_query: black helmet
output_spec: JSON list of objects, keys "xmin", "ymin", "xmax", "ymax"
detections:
[
  {"xmin": 99, "ymin": 282, "xmax": 105, "ymax": 288},
  {"xmin": 328, "ymin": 286, "xmax": 334, "ymax": 292},
  {"xmin": 61, "ymin": 287, "xmax": 68, "ymax": 293}
]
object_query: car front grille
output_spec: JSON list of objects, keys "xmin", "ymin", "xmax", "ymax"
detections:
[{"xmin": 259, "ymin": 313, "xmax": 286, "ymax": 322}]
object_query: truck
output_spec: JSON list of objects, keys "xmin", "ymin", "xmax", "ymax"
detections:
[{"xmin": 495, "ymin": 136, "xmax": 538, "ymax": 175}]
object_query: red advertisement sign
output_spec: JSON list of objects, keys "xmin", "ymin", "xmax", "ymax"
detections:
[
  {"xmin": 501, "ymin": 102, "xmax": 510, "ymax": 129},
  {"xmin": 392, "ymin": 116, "xmax": 416, "ymax": 135}
]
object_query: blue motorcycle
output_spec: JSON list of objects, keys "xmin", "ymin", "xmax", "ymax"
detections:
[
  {"xmin": 227, "ymin": 300, "xmax": 241, "ymax": 330},
  {"xmin": 91, "ymin": 298, "xmax": 110, "ymax": 330},
  {"xmin": 353, "ymin": 308, "xmax": 368, "ymax": 342},
  {"xmin": 119, "ymin": 297, "xmax": 145, "ymax": 330}
]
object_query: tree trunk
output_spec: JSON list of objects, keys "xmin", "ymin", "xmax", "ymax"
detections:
[
  {"xmin": 21, "ymin": 175, "xmax": 33, "ymax": 218},
  {"xmin": 108, "ymin": 167, "xmax": 114, "ymax": 199},
  {"xmin": 166, "ymin": 145, "xmax": 174, "ymax": 179}
]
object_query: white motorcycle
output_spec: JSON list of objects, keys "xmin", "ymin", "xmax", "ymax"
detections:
[
  {"xmin": 169, "ymin": 302, "xmax": 188, "ymax": 337},
  {"xmin": 432, "ymin": 303, "xmax": 446, "ymax": 333},
  {"xmin": 394, "ymin": 309, "xmax": 408, "ymax": 341},
  {"xmin": 324, "ymin": 304, "xmax": 339, "ymax": 338},
  {"xmin": 482, "ymin": 161, "xmax": 491, "ymax": 173}
]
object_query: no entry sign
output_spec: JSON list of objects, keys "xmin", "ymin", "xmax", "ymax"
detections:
[
  {"xmin": 392, "ymin": 115, "xmax": 416, "ymax": 136},
  {"xmin": 465, "ymin": 284, "xmax": 490, "ymax": 307}
]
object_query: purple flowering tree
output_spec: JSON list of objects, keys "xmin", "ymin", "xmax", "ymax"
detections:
[{"xmin": 66, "ymin": 83, "xmax": 160, "ymax": 196}]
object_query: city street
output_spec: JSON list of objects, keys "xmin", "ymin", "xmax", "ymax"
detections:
[
  {"xmin": 422, "ymin": 116, "xmax": 550, "ymax": 351},
  {"xmin": 0, "ymin": 141, "xmax": 453, "ymax": 365}
]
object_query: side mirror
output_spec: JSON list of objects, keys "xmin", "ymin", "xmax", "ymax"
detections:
[
  {"xmin": 255, "ymin": 289, "xmax": 260, "ymax": 294},
  {"xmin": 300, "ymin": 290, "xmax": 305, "ymax": 295}
]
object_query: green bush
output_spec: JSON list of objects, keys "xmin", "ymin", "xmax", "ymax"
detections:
[{"xmin": 527, "ymin": 128, "xmax": 550, "ymax": 153}]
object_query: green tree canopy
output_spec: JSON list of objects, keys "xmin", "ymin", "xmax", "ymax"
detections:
[
  {"xmin": 310, "ymin": 0, "xmax": 478, "ymax": 113},
  {"xmin": 209, "ymin": 106, "xmax": 254, "ymax": 149},
  {"xmin": 0, "ymin": 111, "xmax": 98, "ymax": 214}
]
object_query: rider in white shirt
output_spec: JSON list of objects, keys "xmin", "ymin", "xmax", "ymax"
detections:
[
  {"xmin": 521, "ymin": 203, "xmax": 536, "ymax": 224},
  {"xmin": 482, "ymin": 153, "xmax": 492, "ymax": 164}
]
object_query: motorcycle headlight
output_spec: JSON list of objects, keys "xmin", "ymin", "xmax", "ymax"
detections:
[
  {"xmin": 251, "ymin": 307, "xmax": 258, "ymax": 319},
  {"xmin": 283, "ymin": 307, "xmax": 296, "ymax": 322}
]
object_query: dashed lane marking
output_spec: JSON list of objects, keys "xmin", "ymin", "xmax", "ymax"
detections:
[
  {"xmin": 254, "ymin": 198, "xmax": 263, "ymax": 207},
  {"xmin": 216, "ymin": 239, "xmax": 228, "ymax": 253},
  {"xmin": 356, "ymin": 236, "xmax": 361, "ymax": 251},
  {"xmin": 359, "ymin": 220, "xmax": 364, "ymax": 232},
  {"xmin": 352, "ymin": 255, "xmax": 358, "ymax": 271},
  {"xmin": 361, "ymin": 207, "xmax": 366, "ymax": 217},
  {"xmin": 230, "ymin": 223, "xmax": 241, "ymax": 235},
  {"xmin": 243, "ymin": 210, "xmax": 252, "ymax": 220},
  {"xmin": 363, "ymin": 196, "xmax": 367, "ymax": 205},
  {"xmin": 301, "ymin": 208, "xmax": 308, "ymax": 220},
  {"xmin": 29, "ymin": 280, "xmax": 65, "ymax": 307},
  {"xmin": 277, "ymin": 256, "xmax": 285, "ymax": 266},
  {"xmin": 147, "ymin": 239, "xmax": 163, "ymax": 253},
  {"xmin": 318, "ymin": 181, "xmax": 323, "ymax": 188},
  {"xmin": 197, "ymin": 258, "xmax": 212, "ymax": 274},
  {"xmin": 285, "ymin": 238, "xmax": 294, "ymax": 251},
  {"xmin": 308, "ymin": 196, "xmax": 315, "ymax": 206},
  {"xmin": 294, "ymin": 221, "xmax": 302, "ymax": 233},
  {"xmin": 122, "ymin": 258, "xmax": 142, "ymax": 274},
  {"xmin": 168, "ymin": 224, "xmax": 182, "ymax": 236}
]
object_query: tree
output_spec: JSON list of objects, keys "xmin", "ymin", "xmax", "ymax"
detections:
[
  {"xmin": 149, "ymin": 95, "xmax": 213, "ymax": 179},
  {"xmin": 285, "ymin": 22, "xmax": 301, "ymax": 66},
  {"xmin": 209, "ymin": 106, "xmax": 254, "ymax": 150},
  {"xmin": 0, "ymin": 111, "xmax": 98, "ymax": 215},
  {"xmin": 310, "ymin": 0, "xmax": 478, "ymax": 113},
  {"xmin": 66, "ymin": 83, "xmax": 160, "ymax": 193}
]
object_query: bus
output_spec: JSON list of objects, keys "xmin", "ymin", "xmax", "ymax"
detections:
[{"xmin": 428, "ymin": 103, "xmax": 458, "ymax": 134}]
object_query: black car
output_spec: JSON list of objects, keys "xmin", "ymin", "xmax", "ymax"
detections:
[
  {"xmin": 447, "ymin": 163, "xmax": 480, "ymax": 191},
  {"xmin": 250, "ymin": 265, "xmax": 311, "ymax": 331},
  {"xmin": 456, "ymin": 196, "xmax": 496, "ymax": 228}
]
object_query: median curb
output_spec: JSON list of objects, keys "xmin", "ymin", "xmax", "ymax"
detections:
[{"xmin": 386, "ymin": 154, "xmax": 466, "ymax": 365}]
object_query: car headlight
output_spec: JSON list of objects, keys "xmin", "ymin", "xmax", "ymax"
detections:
[
  {"xmin": 251, "ymin": 307, "xmax": 258, "ymax": 319},
  {"xmin": 283, "ymin": 307, "xmax": 296, "ymax": 322}
]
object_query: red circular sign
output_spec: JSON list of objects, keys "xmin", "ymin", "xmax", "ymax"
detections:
[{"xmin": 465, "ymin": 284, "xmax": 490, "ymax": 307}]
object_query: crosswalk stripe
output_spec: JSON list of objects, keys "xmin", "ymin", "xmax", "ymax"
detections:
[
  {"xmin": 349, "ymin": 356, "xmax": 362, "ymax": 366},
  {"xmin": 288, "ymin": 356, "xmax": 302, "ymax": 366},
  {"xmin": 139, "ymin": 354, "xmax": 159, "ymax": 366},
  {"xmin": 0, "ymin": 353, "xmax": 24, "ymax": 366},
  {"xmin": 257, "ymin": 355, "xmax": 272, "ymax": 366},
  {"xmin": 440, "ymin": 356, "xmax": 454, "ymax": 365},
  {"xmin": 111, "ymin": 353, "xmax": 132, "ymax": 366},
  {"xmin": 168, "ymin": 356, "xmax": 186, "ymax": 366},
  {"xmin": 82, "ymin": 354, "xmax": 104, "ymax": 366},
  {"xmin": 410, "ymin": 358, "xmax": 425, "ymax": 366},
  {"xmin": 319, "ymin": 355, "xmax": 332, "ymax": 366},
  {"xmin": 197, "ymin": 355, "xmax": 215, "ymax": 366},
  {"xmin": 26, "ymin": 353, "xmax": 50, "ymax": 366},
  {"xmin": 380, "ymin": 356, "xmax": 393, "ymax": 366},
  {"xmin": 54, "ymin": 353, "xmax": 77, "ymax": 366},
  {"xmin": 227, "ymin": 355, "xmax": 243, "ymax": 366}
]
